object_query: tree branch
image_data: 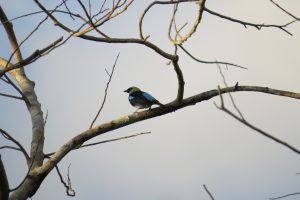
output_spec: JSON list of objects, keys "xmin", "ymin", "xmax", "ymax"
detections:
[
  {"xmin": 0, "ymin": 92, "xmax": 23, "ymax": 101},
  {"xmin": 168, "ymin": 0, "xmax": 206, "ymax": 45},
  {"xmin": 270, "ymin": 192, "xmax": 300, "ymax": 200},
  {"xmin": 78, "ymin": 131, "xmax": 151, "ymax": 149},
  {"xmin": 178, "ymin": 45, "xmax": 247, "ymax": 70},
  {"xmin": 203, "ymin": 184, "xmax": 215, "ymax": 200},
  {"xmin": 54, "ymin": 164, "xmax": 75, "ymax": 196},
  {"xmin": 270, "ymin": 0, "xmax": 300, "ymax": 22},
  {"xmin": 0, "ymin": 155, "xmax": 9, "ymax": 200},
  {"xmin": 90, "ymin": 53, "xmax": 120, "ymax": 129},
  {"xmin": 214, "ymin": 87, "xmax": 300, "ymax": 155},
  {"xmin": 172, "ymin": 59, "xmax": 185, "ymax": 102},
  {"xmin": 204, "ymin": 7, "xmax": 295, "ymax": 36},
  {"xmin": 139, "ymin": 0, "xmax": 199, "ymax": 40},
  {"xmin": 44, "ymin": 131, "xmax": 151, "ymax": 157},
  {"xmin": 0, "ymin": 128, "xmax": 30, "ymax": 164},
  {"xmin": 33, "ymin": 0, "xmax": 177, "ymax": 61},
  {"xmin": 0, "ymin": 37, "xmax": 64, "ymax": 78},
  {"xmin": 35, "ymin": 85, "xmax": 300, "ymax": 179}
]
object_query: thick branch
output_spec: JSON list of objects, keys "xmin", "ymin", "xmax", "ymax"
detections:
[
  {"xmin": 0, "ymin": 155, "xmax": 9, "ymax": 200},
  {"xmin": 172, "ymin": 59, "xmax": 185, "ymax": 102},
  {"xmin": 35, "ymin": 85, "xmax": 300, "ymax": 177},
  {"xmin": 1, "ymin": 6, "xmax": 45, "ymax": 200},
  {"xmin": 0, "ymin": 5, "xmax": 45, "ymax": 168}
]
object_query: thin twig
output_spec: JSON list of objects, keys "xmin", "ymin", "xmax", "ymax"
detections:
[
  {"xmin": 78, "ymin": 131, "xmax": 151, "ymax": 149},
  {"xmin": 203, "ymin": 184, "xmax": 215, "ymax": 200},
  {"xmin": 179, "ymin": 45, "xmax": 247, "ymax": 70},
  {"xmin": 0, "ymin": 37, "xmax": 64, "ymax": 78},
  {"xmin": 2, "ymin": 74, "xmax": 29, "ymax": 104},
  {"xmin": 168, "ymin": 0, "xmax": 206, "ymax": 45},
  {"xmin": 139, "ymin": 0, "xmax": 198, "ymax": 40},
  {"xmin": 204, "ymin": 7, "xmax": 295, "ymax": 36},
  {"xmin": 270, "ymin": 192, "xmax": 300, "ymax": 200},
  {"xmin": 62, "ymin": 0, "xmax": 75, "ymax": 20},
  {"xmin": 0, "ymin": 146, "xmax": 23, "ymax": 152},
  {"xmin": 216, "ymin": 63, "xmax": 245, "ymax": 120},
  {"xmin": 45, "ymin": 131, "xmax": 151, "ymax": 157},
  {"xmin": 214, "ymin": 88, "xmax": 300, "ymax": 155},
  {"xmin": 89, "ymin": 53, "xmax": 120, "ymax": 129},
  {"xmin": 0, "ymin": 128, "xmax": 29, "ymax": 163},
  {"xmin": 55, "ymin": 164, "xmax": 75, "ymax": 196},
  {"xmin": 270, "ymin": 0, "xmax": 300, "ymax": 22},
  {"xmin": 0, "ymin": 92, "xmax": 23, "ymax": 101}
]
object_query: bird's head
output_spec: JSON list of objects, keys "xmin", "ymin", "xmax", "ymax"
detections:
[{"xmin": 124, "ymin": 86, "xmax": 141, "ymax": 94}]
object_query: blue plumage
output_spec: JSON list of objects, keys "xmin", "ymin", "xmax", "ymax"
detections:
[{"xmin": 124, "ymin": 86, "xmax": 164, "ymax": 111}]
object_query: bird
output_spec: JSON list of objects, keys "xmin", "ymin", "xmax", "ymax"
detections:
[{"xmin": 124, "ymin": 86, "xmax": 165, "ymax": 112}]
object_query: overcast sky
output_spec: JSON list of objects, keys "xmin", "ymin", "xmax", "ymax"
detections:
[{"xmin": 1, "ymin": 0, "xmax": 300, "ymax": 199}]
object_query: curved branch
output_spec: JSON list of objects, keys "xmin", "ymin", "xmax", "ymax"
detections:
[
  {"xmin": 33, "ymin": 0, "xmax": 177, "ymax": 61},
  {"xmin": 168, "ymin": 0, "xmax": 206, "ymax": 45},
  {"xmin": 172, "ymin": 59, "xmax": 185, "ymax": 102},
  {"xmin": 139, "ymin": 0, "xmax": 198, "ymax": 40},
  {"xmin": 178, "ymin": 44, "xmax": 247, "ymax": 69},
  {"xmin": 0, "ymin": 128, "xmax": 30, "ymax": 164},
  {"xmin": 204, "ymin": 7, "xmax": 295, "ymax": 36},
  {"xmin": 1, "ymin": 5, "xmax": 46, "ymax": 199},
  {"xmin": 36, "ymin": 85, "xmax": 300, "ymax": 178},
  {"xmin": 0, "ymin": 37, "xmax": 63, "ymax": 77}
]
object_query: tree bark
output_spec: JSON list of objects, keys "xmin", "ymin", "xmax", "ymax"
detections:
[{"xmin": 0, "ymin": 155, "xmax": 9, "ymax": 200}]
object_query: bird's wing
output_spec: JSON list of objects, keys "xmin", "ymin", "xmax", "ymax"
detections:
[{"xmin": 141, "ymin": 92, "xmax": 155, "ymax": 102}]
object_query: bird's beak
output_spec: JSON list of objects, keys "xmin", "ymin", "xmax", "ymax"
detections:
[{"xmin": 124, "ymin": 89, "xmax": 128, "ymax": 93}]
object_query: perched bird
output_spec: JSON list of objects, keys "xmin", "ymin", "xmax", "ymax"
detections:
[{"xmin": 124, "ymin": 86, "xmax": 165, "ymax": 112}]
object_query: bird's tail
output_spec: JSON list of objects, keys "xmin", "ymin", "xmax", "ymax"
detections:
[{"xmin": 154, "ymin": 100, "xmax": 169, "ymax": 108}]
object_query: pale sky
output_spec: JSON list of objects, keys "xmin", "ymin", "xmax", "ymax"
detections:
[{"xmin": 1, "ymin": 0, "xmax": 300, "ymax": 200}]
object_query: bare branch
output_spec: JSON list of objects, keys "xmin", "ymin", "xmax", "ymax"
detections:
[
  {"xmin": 33, "ymin": 0, "xmax": 177, "ymax": 61},
  {"xmin": 139, "ymin": 0, "xmax": 199, "ymax": 40},
  {"xmin": 45, "ymin": 131, "xmax": 151, "ymax": 157},
  {"xmin": 178, "ymin": 45, "xmax": 247, "ymax": 70},
  {"xmin": 0, "ymin": 128, "xmax": 30, "ymax": 163},
  {"xmin": 203, "ymin": 184, "xmax": 215, "ymax": 200},
  {"xmin": 78, "ymin": 131, "xmax": 151, "ymax": 149},
  {"xmin": 204, "ymin": 7, "xmax": 295, "ymax": 36},
  {"xmin": 1, "ymin": 73, "xmax": 29, "ymax": 104},
  {"xmin": 216, "ymin": 63, "xmax": 245, "ymax": 120},
  {"xmin": 0, "ymin": 155, "xmax": 9, "ymax": 200},
  {"xmin": 270, "ymin": 0, "xmax": 300, "ymax": 22},
  {"xmin": 0, "ymin": 92, "xmax": 23, "ymax": 101},
  {"xmin": 0, "ymin": 37, "xmax": 64, "ymax": 77},
  {"xmin": 172, "ymin": 59, "xmax": 185, "ymax": 102},
  {"xmin": 55, "ymin": 164, "xmax": 75, "ymax": 196},
  {"xmin": 270, "ymin": 192, "xmax": 300, "ymax": 200},
  {"xmin": 62, "ymin": 0, "xmax": 75, "ymax": 20},
  {"xmin": 168, "ymin": 0, "xmax": 206, "ymax": 45},
  {"xmin": 214, "ymin": 87, "xmax": 300, "ymax": 155},
  {"xmin": 0, "ymin": 146, "xmax": 23, "ymax": 152},
  {"xmin": 90, "ymin": 53, "xmax": 120, "ymax": 129},
  {"xmin": 39, "ymin": 84, "xmax": 300, "ymax": 180}
]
